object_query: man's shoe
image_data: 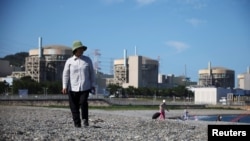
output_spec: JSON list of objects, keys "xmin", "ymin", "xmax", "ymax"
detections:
[{"xmin": 84, "ymin": 119, "xmax": 89, "ymax": 127}]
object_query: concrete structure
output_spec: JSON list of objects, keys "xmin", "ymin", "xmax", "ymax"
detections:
[
  {"xmin": 25, "ymin": 37, "xmax": 72, "ymax": 82},
  {"xmin": 158, "ymin": 74, "xmax": 166, "ymax": 84},
  {"xmin": 110, "ymin": 53, "xmax": 159, "ymax": 88},
  {"xmin": 198, "ymin": 62, "xmax": 235, "ymax": 88},
  {"xmin": 194, "ymin": 87, "xmax": 232, "ymax": 105},
  {"xmin": 237, "ymin": 67, "xmax": 250, "ymax": 90},
  {"xmin": 0, "ymin": 60, "xmax": 12, "ymax": 77},
  {"xmin": 11, "ymin": 71, "xmax": 26, "ymax": 79},
  {"xmin": 158, "ymin": 74, "xmax": 197, "ymax": 88}
]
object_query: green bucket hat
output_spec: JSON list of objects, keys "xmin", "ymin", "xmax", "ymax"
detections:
[{"xmin": 72, "ymin": 40, "xmax": 87, "ymax": 52}]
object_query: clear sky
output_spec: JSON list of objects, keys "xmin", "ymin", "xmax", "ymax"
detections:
[{"xmin": 1, "ymin": 0, "xmax": 249, "ymax": 84}]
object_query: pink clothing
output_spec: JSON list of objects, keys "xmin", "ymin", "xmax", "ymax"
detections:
[
  {"xmin": 159, "ymin": 110, "xmax": 165, "ymax": 120},
  {"xmin": 159, "ymin": 102, "xmax": 167, "ymax": 120}
]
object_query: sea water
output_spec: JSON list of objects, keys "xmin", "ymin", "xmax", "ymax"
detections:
[{"xmin": 193, "ymin": 114, "xmax": 250, "ymax": 124}]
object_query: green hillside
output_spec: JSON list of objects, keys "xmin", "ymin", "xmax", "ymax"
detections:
[{"xmin": 0, "ymin": 52, "xmax": 29, "ymax": 67}]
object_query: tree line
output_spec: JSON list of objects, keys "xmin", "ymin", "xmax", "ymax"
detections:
[
  {"xmin": 106, "ymin": 84, "xmax": 194, "ymax": 98},
  {"xmin": 0, "ymin": 76, "xmax": 193, "ymax": 99},
  {"xmin": 0, "ymin": 76, "xmax": 61, "ymax": 95}
]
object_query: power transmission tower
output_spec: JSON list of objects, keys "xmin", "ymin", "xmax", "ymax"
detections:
[{"xmin": 93, "ymin": 49, "xmax": 101, "ymax": 74}]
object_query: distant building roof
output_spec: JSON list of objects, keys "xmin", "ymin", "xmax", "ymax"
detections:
[
  {"xmin": 29, "ymin": 45, "xmax": 72, "ymax": 56},
  {"xmin": 43, "ymin": 45, "xmax": 71, "ymax": 50},
  {"xmin": 201, "ymin": 67, "xmax": 233, "ymax": 71}
]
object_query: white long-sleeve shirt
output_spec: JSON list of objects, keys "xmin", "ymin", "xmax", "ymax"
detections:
[{"xmin": 62, "ymin": 55, "xmax": 95, "ymax": 92}]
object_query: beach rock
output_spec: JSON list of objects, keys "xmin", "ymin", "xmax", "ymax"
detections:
[{"xmin": 0, "ymin": 106, "xmax": 246, "ymax": 141}]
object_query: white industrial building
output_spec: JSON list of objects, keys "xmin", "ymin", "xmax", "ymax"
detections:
[
  {"xmin": 237, "ymin": 67, "xmax": 250, "ymax": 90},
  {"xmin": 194, "ymin": 87, "xmax": 232, "ymax": 105},
  {"xmin": 106, "ymin": 49, "xmax": 159, "ymax": 88}
]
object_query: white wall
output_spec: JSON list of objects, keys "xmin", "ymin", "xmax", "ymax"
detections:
[
  {"xmin": 194, "ymin": 87, "xmax": 217, "ymax": 105},
  {"xmin": 194, "ymin": 87, "xmax": 233, "ymax": 105}
]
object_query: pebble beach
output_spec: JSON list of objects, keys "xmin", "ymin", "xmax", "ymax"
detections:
[{"xmin": 0, "ymin": 106, "xmax": 249, "ymax": 141}]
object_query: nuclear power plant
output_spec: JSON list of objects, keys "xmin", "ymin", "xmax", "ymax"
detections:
[
  {"xmin": 25, "ymin": 37, "xmax": 72, "ymax": 82},
  {"xmin": 109, "ymin": 49, "xmax": 159, "ymax": 88},
  {"xmin": 1, "ymin": 37, "xmax": 250, "ymax": 92},
  {"xmin": 198, "ymin": 62, "xmax": 235, "ymax": 88}
]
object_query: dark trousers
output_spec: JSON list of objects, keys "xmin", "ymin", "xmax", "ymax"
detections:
[{"xmin": 68, "ymin": 90, "xmax": 89, "ymax": 125}]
